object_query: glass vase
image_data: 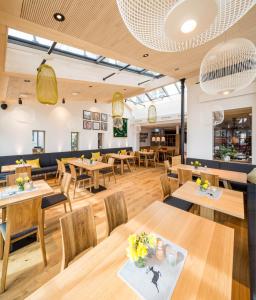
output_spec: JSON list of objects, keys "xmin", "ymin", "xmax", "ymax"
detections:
[
  {"xmin": 135, "ymin": 257, "xmax": 146, "ymax": 268},
  {"xmin": 18, "ymin": 184, "xmax": 25, "ymax": 192}
]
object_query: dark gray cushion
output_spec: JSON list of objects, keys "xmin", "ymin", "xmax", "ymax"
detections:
[
  {"xmin": 77, "ymin": 173, "xmax": 91, "ymax": 180},
  {"xmin": 167, "ymin": 173, "xmax": 178, "ymax": 179},
  {"xmin": 0, "ymin": 222, "xmax": 37, "ymax": 240},
  {"xmin": 164, "ymin": 196, "xmax": 193, "ymax": 212},
  {"xmin": 99, "ymin": 168, "xmax": 113, "ymax": 174},
  {"xmin": 42, "ymin": 193, "xmax": 67, "ymax": 209}
]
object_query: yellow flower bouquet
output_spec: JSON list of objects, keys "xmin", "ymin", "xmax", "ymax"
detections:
[
  {"xmin": 127, "ymin": 232, "xmax": 156, "ymax": 268},
  {"xmin": 191, "ymin": 160, "xmax": 201, "ymax": 169},
  {"xmin": 16, "ymin": 176, "xmax": 30, "ymax": 191},
  {"xmin": 196, "ymin": 178, "xmax": 210, "ymax": 191},
  {"xmin": 16, "ymin": 159, "xmax": 25, "ymax": 165}
]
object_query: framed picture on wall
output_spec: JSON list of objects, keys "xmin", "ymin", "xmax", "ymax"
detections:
[
  {"xmin": 83, "ymin": 110, "xmax": 91, "ymax": 120},
  {"xmin": 93, "ymin": 122, "xmax": 100, "ymax": 130},
  {"xmin": 101, "ymin": 113, "xmax": 108, "ymax": 122},
  {"xmin": 101, "ymin": 122, "xmax": 108, "ymax": 131},
  {"xmin": 83, "ymin": 120, "xmax": 92, "ymax": 130},
  {"xmin": 92, "ymin": 112, "xmax": 101, "ymax": 121},
  {"xmin": 113, "ymin": 118, "xmax": 128, "ymax": 137}
]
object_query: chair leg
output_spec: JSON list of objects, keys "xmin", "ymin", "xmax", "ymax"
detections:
[
  {"xmin": 113, "ymin": 169, "xmax": 116, "ymax": 183},
  {"xmin": 89, "ymin": 179, "xmax": 92, "ymax": 192},
  {"xmin": 0, "ymin": 234, "xmax": 3, "ymax": 260},
  {"xmin": 68, "ymin": 199, "xmax": 72, "ymax": 212},
  {"xmin": 0, "ymin": 237, "xmax": 11, "ymax": 293},
  {"xmin": 103, "ymin": 174, "xmax": 106, "ymax": 187},
  {"xmin": 64, "ymin": 203, "xmax": 67, "ymax": 213},
  {"xmin": 38, "ymin": 211, "xmax": 47, "ymax": 267},
  {"xmin": 73, "ymin": 181, "xmax": 77, "ymax": 199}
]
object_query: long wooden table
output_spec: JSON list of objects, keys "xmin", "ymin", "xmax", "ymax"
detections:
[
  {"xmin": 138, "ymin": 151, "xmax": 154, "ymax": 167},
  {"xmin": 1, "ymin": 163, "xmax": 35, "ymax": 173},
  {"xmin": 172, "ymin": 181, "xmax": 244, "ymax": 220},
  {"xmin": 27, "ymin": 201, "xmax": 234, "ymax": 300},
  {"xmin": 68, "ymin": 159, "xmax": 112, "ymax": 193},
  {"xmin": 171, "ymin": 164, "xmax": 247, "ymax": 187},
  {"xmin": 110, "ymin": 154, "xmax": 134, "ymax": 175},
  {"xmin": 0, "ymin": 180, "xmax": 53, "ymax": 208}
]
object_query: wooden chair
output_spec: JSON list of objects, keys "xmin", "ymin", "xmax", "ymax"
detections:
[
  {"xmin": 0, "ymin": 197, "xmax": 46, "ymax": 292},
  {"xmin": 16, "ymin": 166, "xmax": 32, "ymax": 179},
  {"xmin": 138, "ymin": 152, "xmax": 146, "ymax": 167},
  {"xmin": 164, "ymin": 160, "xmax": 172, "ymax": 175},
  {"xmin": 201, "ymin": 172, "xmax": 219, "ymax": 187},
  {"xmin": 59, "ymin": 205, "xmax": 97, "ymax": 270},
  {"xmin": 172, "ymin": 155, "xmax": 181, "ymax": 166},
  {"xmin": 177, "ymin": 168, "xmax": 192, "ymax": 185},
  {"xmin": 160, "ymin": 174, "xmax": 179, "ymax": 200},
  {"xmin": 69, "ymin": 164, "xmax": 92, "ymax": 199},
  {"xmin": 6, "ymin": 173, "xmax": 28, "ymax": 186},
  {"xmin": 104, "ymin": 191, "xmax": 128, "ymax": 236},
  {"xmin": 128, "ymin": 152, "xmax": 137, "ymax": 170},
  {"xmin": 56, "ymin": 159, "xmax": 62, "ymax": 182},
  {"xmin": 147, "ymin": 152, "xmax": 157, "ymax": 168},
  {"xmin": 41, "ymin": 173, "xmax": 72, "ymax": 222},
  {"xmin": 99, "ymin": 158, "xmax": 116, "ymax": 186}
]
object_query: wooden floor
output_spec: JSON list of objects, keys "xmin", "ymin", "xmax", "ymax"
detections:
[{"xmin": 0, "ymin": 165, "xmax": 250, "ymax": 300}]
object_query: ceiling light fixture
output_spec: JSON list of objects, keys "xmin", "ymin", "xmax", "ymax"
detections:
[
  {"xmin": 180, "ymin": 19, "xmax": 197, "ymax": 33},
  {"xmin": 116, "ymin": 0, "xmax": 255, "ymax": 52},
  {"xmin": 53, "ymin": 13, "xmax": 65, "ymax": 22},
  {"xmin": 62, "ymin": 98, "xmax": 65, "ymax": 104},
  {"xmin": 72, "ymin": 92, "xmax": 79, "ymax": 96},
  {"xmin": 143, "ymin": 53, "xmax": 149, "ymax": 57},
  {"xmin": 89, "ymin": 85, "xmax": 93, "ymax": 88},
  {"xmin": 18, "ymin": 97, "xmax": 22, "ymax": 105},
  {"xmin": 94, "ymin": 99, "xmax": 97, "ymax": 103},
  {"xmin": 24, "ymin": 79, "xmax": 31, "ymax": 83}
]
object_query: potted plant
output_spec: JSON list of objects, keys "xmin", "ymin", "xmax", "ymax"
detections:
[{"xmin": 127, "ymin": 232, "xmax": 156, "ymax": 268}]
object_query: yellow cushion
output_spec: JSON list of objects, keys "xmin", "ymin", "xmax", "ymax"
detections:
[
  {"xmin": 247, "ymin": 168, "xmax": 256, "ymax": 184},
  {"xmin": 61, "ymin": 157, "xmax": 75, "ymax": 164},
  {"xmin": 120, "ymin": 149, "xmax": 127, "ymax": 155},
  {"xmin": 91, "ymin": 152, "xmax": 100, "ymax": 161},
  {"xmin": 26, "ymin": 158, "xmax": 40, "ymax": 168}
]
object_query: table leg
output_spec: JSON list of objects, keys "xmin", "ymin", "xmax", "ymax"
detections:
[
  {"xmin": 94, "ymin": 170, "xmax": 100, "ymax": 189},
  {"xmin": 223, "ymin": 180, "xmax": 232, "ymax": 189},
  {"xmin": 145, "ymin": 156, "xmax": 148, "ymax": 168},
  {"xmin": 126, "ymin": 159, "xmax": 131, "ymax": 172},
  {"xmin": 200, "ymin": 206, "xmax": 214, "ymax": 220},
  {"xmin": 120, "ymin": 160, "xmax": 124, "ymax": 175}
]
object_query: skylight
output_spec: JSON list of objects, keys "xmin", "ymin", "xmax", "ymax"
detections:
[
  {"xmin": 147, "ymin": 88, "xmax": 167, "ymax": 100},
  {"xmin": 8, "ymin": 28, "xmax": 164, "ymax": 79}
]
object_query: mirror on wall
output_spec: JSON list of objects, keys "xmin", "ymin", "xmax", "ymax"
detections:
[
  {"xmin": 32, "ymin": 130, "xmax": 45, "ymax": 153},
  {"xmin": 71, "ymin": 132, "xmax": 79, "ymax": 151},
  {"xmin": 213, "ymin": 107, "xmax": 252, "ymax": 163}
]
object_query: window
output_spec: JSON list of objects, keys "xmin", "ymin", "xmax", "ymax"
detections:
[
  {"xmin": 147, "ymin": 88, "xmax": 167, "ymax": 100},
  {"xmin": 71, "ymin": 132, "xmax": 79, "ymax": 151},
  {"xmin": 32, "ymin": 130, "xmax": 45, "ymax": 153}
]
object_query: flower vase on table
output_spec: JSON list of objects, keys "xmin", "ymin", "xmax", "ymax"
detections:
[
  {"xmin": 191, "ymin": 160, "xmax": 201, "ymax": 169},
  {"xmin": 16, "ymin": 176, "xmax": 30, "ymax": 192},
  {"xmin": 127, "ymin": 232, "xmax": 156, "ymax": 268},
  {"xmin": 196, "ymin": 178, "xmax": 210, "ymax": 192}
]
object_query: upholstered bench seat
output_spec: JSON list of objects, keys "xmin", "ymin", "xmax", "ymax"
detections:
[
  {"xmin": 164, "ymin": 196, "xmax": 193, "ymax": 212},
  {"xmin": 42, "ymin": 193, "xmax": 67, "ymax": 209}
]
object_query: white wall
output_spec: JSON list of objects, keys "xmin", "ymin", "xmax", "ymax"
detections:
[
  {"xmin": 0, "ymin": 100, "xmax": 136, "ymax": 156},
  {"xmin": 187, "ymin": 80, "xmax": 256, "ymax": 164}
]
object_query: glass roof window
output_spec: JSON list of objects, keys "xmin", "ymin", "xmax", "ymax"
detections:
[
  {"xmin": 127, "ymin": 65, "xmax": 145, "ymax": 72},
  {"xmin": 147, "ymin": 88, "xmax": 167, "ymax": 100},
  {"xmin": 8, "ymin": 28, "xmax": 35, "ymax": 42},
  {"xmin": 55, "ymin": 44, "xmax": 85, "ymax": 56},
  {"xmin": 164, "ymin": 83, "xmax": 180, "ymax": 96},
  {"xmin": 35, "ymin": 36, "xmax": 53, "ymax": 47},
  {"xmin": 143, "ymin": 70, "xmax": 161, "ymax": 77},
  {"xmin": 85, "ymin": 51, "xmax": 101, "ymax": 60},
  {"xmin": 102, "ymin": 58, "xmax": 127, "ymax": 68}
]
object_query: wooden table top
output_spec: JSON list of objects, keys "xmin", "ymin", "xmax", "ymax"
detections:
[
  {"xmin": 138, "ymin": 151, "xmax": 154, "ymax": 156},
  {"xmin": 1, "ymin": 164, "xmax": 35, "ymax": 173},
  {"xmin": 0, "ymin": 180, "xmax": 53, "ymax": 208},
  {"xmin": 171, "ymin": 164, "xmax": 247, "ymax": 183},
  {"xmin": 110, "ymin": 154, "xmax": 135, "ymax": 160},
  {"xmin": 173, "ymin": 181, "xmax": 244, "ymax": 219},
  {"xmin": 27, "ymin": 201, "xmax": 234, "ymax": 300},
  {"xmin": 68, "ymin": 159, "xmax": 112, "ymax": 171}
]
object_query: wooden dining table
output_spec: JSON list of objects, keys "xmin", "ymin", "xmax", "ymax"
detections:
[
  {"xmin": 68, "ymin": 159, "xmax": 112, "ymax": 193},
  {"xmin": 172, "ymin": 181, "xmax": 244, "ymax": 220},
  {"xmin": 110, "ymin": 154, "xmax": 134, "ymax": 175},
  {"xmin": 138, "ymin": 151, "xmax": 155, "ymax": 167},
  {"xmin": 26, "ymin": 201, "xmax": 234, "ymax": 300},
  {"xmin": 171, "ymin": 164, "xmax": 247, "ymax": 188},
  {"xmin": 1, "ymin": 163, "xmax": 35, "ymax": 173}
]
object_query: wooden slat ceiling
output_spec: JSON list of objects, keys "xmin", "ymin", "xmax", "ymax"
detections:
[
  {"xmin": 5, "ymin": 74, "xmax": 144, "ymax": 102},
  {"xmin": 0, "ymin": 0, "xmax": 255, "ymax": 80}
]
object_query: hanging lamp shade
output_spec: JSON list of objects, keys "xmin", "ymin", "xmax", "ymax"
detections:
[
  {"xmin": 116, "ymin": 0, "xmax": 255, "ymax": 52},
  {"xmin": 112, "ymin": 92, "xmax": 124, "ymax": 117},
  {"xmin": 200, "ymin": 38, "xmax": 256, "ymax": 95},
  {"xmin": 148, "ymin": 104, "xmax": 157, "ymax": 123},
  {"xmin": 36, "ymin": 64, "xmax": 58, "ymax": 105}
]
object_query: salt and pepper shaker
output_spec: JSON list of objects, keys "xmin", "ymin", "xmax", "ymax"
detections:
[{"xmin": 165, "ymin": 245, "xmax": 178, "ymax": 266}]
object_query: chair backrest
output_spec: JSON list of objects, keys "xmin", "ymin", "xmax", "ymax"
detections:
[
  {"xmin": 59, "ymin": 205, "xmax": 97, "ymax": 270},
  {"xmin": 177, "ymin": 168, "xmax": 192, "ymax": 185},
  {"xmin": 16, "ymin": 166, "xmax": 32, "ymax": 179},
  {"xmin": 200, "ymin": 172, "xmax": 219, "ymax": 187},
  {"xmin": 6, "ymin": 173, "xmax": 28, "ymax": 186},
  {"xmin": 69, "ymin": 164, "xmax": 77, "ymax": 180},
  {"xmin": 172, "ymin": 155, "xmax": 181, "ymax": 166},
  {"xmin": 56, "ymin": 159, "xmax": 62, "ymax": 172},
  {"xmin": 97, "ymin": 156, "xmax": 103, "ymax": 162},
  {"xmin": 108, "ymin": 157, "xmax": 115, "ymax": 165},
  {"xmin": 104, "ymin": 191, "xmax": 128, "ymax": 235},
  {"xmin": 6, "ymin": 197, "xmax": 42, "ymax": 237},
  {"xmin": 164, "ymin": 160, "xmax": 170, "ymax": 173},
  {"xmin": 60, "ymin": 172, "xmax": 72, "ymax": 196},
  {"xmin": 60, "ymin": 161, "xmax": 66, "ymax": 174},
  {"xmin": 160, "ymin": 174, "xmax": 179, "ymax": 199}
]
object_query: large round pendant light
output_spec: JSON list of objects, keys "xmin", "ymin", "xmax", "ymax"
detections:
[
  {"xmin": 112, "ymin": 92, "xmax": 125, "ymax": 128},
  {"xmin": 36, "ymin": 64, "xmax": 58, "ymax": 105},
  {"xmin": 116, "ymin": 0, "xmax": 255, "ymax": 52},
  {"xmin": 200, "ymin": 38, "xmax": 256, "ymax": 95},
  {"xmin": 148, "ymin": 104, "xmax": 157, "ymax": 123}
]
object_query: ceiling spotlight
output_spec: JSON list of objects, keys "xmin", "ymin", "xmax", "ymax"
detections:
[
  {"xmin": 222, "ymin": 91, "xmax": 231, "ymax": 96},
  {"xmin": 72, "ymin": 92, "xmax": 79, "ymax": 96},
  {"xmin": 24, "ymin": 79, "xmax": 31, "ymax": 83},
  {"xmin": 94, "ymin": 99, "xmax": 97, "ymax": 103},
  {"xmin": 18, "ymin": 97, "xmax": 22, "ymax": 105},
  {"xmin": 143, "ymin": 53, "xmax": 149, "ymax": 57},
  {"xmin": 53, "ymin": 13, "xmax": 65, "ymax": 22},
  {"xmin": 174, "ymin": 67, "xmax": 180, "ymax": 71},
  {"xmin": 123, "ymin": 88, "xmax": 127, "ymax": 91},
  {"xmin": 180, "ymin": 19, "xmax": 197, "ymax": 33},
  {"xmin": 89, "ymin": 85, "xmax": 93, "ymax": 88},
  {"xmin": 62, "ymin": 98, "xmax": 65, "ymax": 104}
]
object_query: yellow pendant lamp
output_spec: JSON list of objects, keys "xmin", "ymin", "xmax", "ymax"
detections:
[
  {"xmin": 148, "ymin": 104, "xmax": 157, "ymax": 123},
  {"xmin": 36, "ymin": 64, "xmax": 58, "ymax": 105},
  {"xmin": 112, "ymin": 92, "xmax": 124, "ymax": 128}
]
